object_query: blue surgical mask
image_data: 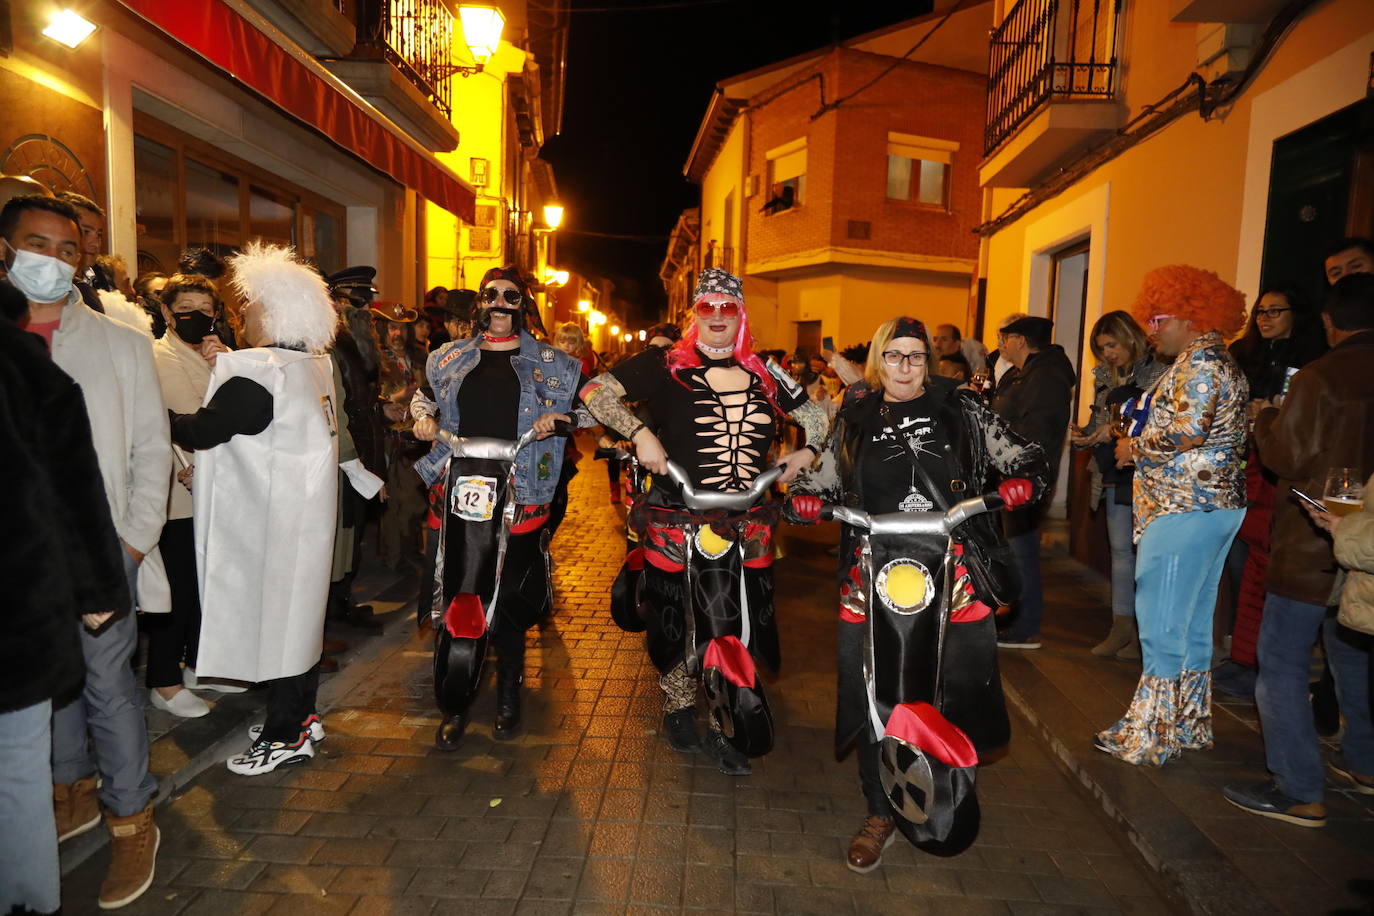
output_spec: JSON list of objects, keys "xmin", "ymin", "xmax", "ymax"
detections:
[{"xmin": 4, "ymin": 242, "xmax": 76, "ymax": 304}]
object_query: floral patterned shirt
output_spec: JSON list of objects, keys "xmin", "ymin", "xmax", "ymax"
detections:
[{"xmin": 1129, "ymin": 332, "xmax": 1249, "ymax": 542}]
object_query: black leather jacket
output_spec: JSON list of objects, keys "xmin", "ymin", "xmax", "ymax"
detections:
[{"xmin": 333, "ymin": 328, "xmax": 384, "ymax": 477}]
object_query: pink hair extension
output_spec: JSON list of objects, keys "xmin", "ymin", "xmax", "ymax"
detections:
[{"xmin": 666, "ymin": 305, "xmax": 779, "ymax": 408}]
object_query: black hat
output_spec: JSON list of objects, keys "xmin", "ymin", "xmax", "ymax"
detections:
[
  {"xmin": 325, "ymin": 265, "xmax": 378, "ymax": 300},
  {"xmin": 1000, "ymin": 315, "xmax": 1053, "ymax": 343}
]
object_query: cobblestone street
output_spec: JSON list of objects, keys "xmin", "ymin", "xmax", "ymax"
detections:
[{"xmin": 62, "ymin": 443, "xmax": 1172, "ymax": 915}]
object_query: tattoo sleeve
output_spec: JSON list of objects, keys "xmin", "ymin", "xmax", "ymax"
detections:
[
  {"xmin": 581, "ymin": 372, "xmax": 644, "ymax": 439},
  {"xmin": 787, "ymin": 399, "xmax": 831, "ymax": 452}
]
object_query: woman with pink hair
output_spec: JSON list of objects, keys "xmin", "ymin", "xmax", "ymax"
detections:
[{"xmin": 581, "ymin": 268, "xmax": 830, "ymax": 775}]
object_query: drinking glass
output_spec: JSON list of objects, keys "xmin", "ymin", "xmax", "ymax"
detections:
[{"xmin": 1323, "ymin": 467, "xmax": 1365, "ymax": 518}]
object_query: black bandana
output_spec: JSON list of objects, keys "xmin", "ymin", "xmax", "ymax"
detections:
[{"xmin": 893, "ymin": 316, "xmax": 928, "ymax": 342}]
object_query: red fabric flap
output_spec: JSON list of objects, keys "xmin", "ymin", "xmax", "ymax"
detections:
[
  {"xmin": 118, "ymin": 0, "xmax": 476, "ymax": 221},
  {"xmin": 702, "ymin": 636, "xmax": 757, "ymax": 689},
  {"xmin": 444, "ymin": 593, "xmax": 487, "ymax": 639},
  {"xmin": 626, "ymin": 547, "xmax": 645, "ymax": 571},
  {"xmin": 884, "ymin": 702, "xmax": 978, "ymax": 768}
]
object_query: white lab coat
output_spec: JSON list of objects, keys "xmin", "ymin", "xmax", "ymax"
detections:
[{"xmin": 193, "ymin": 348, "xmax": 339, "ymax": 682}]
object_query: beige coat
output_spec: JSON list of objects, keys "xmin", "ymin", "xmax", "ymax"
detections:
[
  {"xmin": 152, "ymin": 331, "xmax": 212, "ymax": 521},
  {"xmin": 1334, "ymin": 472, "xmax": 1374, "ymax": 634}
]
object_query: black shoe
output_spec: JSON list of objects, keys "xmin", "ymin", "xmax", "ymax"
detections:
[
  {"xmin": 434, "ymin": 714, "xmax": 469, "ymax": 752},
  {"xmin": 663, "ymin": 709, "xmax": 701, "ymax": 754},
  {"xmin": 342, "ymin": 603, "xmax": 383, "ymax": 633},
  {"xmin": 706, "ymin": 729, "xmax": 751, "ymax": 776},
  {"xmin": 493, "ymin": 666, "xmax": 523, "ymax": 740}
]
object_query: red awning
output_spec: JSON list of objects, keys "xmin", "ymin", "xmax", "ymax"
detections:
[{"xmin": 117, "ymin": 0, "xmax": 475, "ymax": 222}]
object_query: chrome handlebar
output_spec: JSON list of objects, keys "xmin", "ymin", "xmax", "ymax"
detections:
[
  {"xmin": 662, "ymin": 461, "xmax": 785, "ymax": 512},
  {"xmin": 436, "ymin": 419, "xmax": 573, "ymax": 462},
  {"xmin": 824, "ymin": 493, "xmax": 1004, "ymax": 536}
]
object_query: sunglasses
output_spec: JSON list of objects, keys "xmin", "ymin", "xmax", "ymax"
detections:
[
  {"xmin": 694, "ymin": 300, "xmax": 741, "ymax": 318},
  {"xmin": 1147, "ymin": 314, "xmax": 1176, "ymax": 332},
  {"xmin": 481, "ymin": 287, "xmax": 524, "ymax": 306},
  {"xmin": 1253, "ymin": 306, "xmax": 1291, "ymax": 319},
  {"xmin": 881, "ymin": 350, "xmax": 928, "ymax": 368}
]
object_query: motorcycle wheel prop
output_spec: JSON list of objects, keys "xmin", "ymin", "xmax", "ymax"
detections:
[
  {"xmin": 878, "ymin": 701, "xmax": 979, "ymax": 851},
  {"xmin": 701, "ymin": 635, "xmax": 774, "ymax": 758},
  {"xmin": 433, "ymin": 593, "xmax": 489, "ymax": 717}
]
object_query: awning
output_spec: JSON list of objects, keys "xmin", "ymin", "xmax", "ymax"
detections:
[{"xmin": 117, "ymin": 0, "xmax": 476, "ymax": 222}]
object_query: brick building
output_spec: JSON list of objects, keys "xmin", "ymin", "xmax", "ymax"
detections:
[{"xmin": 667, "ymin": 2, "xmax": 993, "ymax": 353}]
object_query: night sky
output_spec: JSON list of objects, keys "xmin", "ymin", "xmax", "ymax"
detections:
[{"xmin": 540, "ymin": 0, "xmax": 932, "ymax": 321}]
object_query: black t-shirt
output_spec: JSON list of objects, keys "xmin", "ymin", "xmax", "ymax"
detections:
[
  {"xmin": 611, "ymin": 347, "xmax": 808, "ymax": 490},
  {"xmin": 859, "ymin": 393, "xmax": 952, "ymax": 515},
  {"xmin": 456, "ymin": 348, "xmax": 520, "ymax": 440}
]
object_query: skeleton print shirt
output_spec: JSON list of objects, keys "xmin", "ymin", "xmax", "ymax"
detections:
[{"xmin": 608, "ymin": 349, "xmax": 812, "ymax": 491}]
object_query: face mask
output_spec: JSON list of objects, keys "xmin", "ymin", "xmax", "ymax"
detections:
[
  {"xmin": 172, "ymin": 310, "xmax": 216, "ymax": 345},
  {"xmin": 4, "ymin": 243, "xmax": 76, "ymax": 304}
]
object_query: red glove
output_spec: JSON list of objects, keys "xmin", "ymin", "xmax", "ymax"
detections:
[
  {"xmin": 998, "ymin": 478, "xmax": 1033, "ymax": 509},
  {"xmin": 790, "ymin": 494, "xmax": 823, "ymax": 523}
]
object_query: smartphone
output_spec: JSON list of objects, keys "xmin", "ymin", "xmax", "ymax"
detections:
[
  {"xmin": 1290, "ymin": 487, "xmax": 1325, "ymax": 511},
  {"xmin": 822, "ymin": 336, "xmax": 835, "ymax": 352}
]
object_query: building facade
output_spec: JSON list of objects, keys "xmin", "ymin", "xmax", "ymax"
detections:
[
  {"xmin": 1, "ymin": 0, "xmax": 566, "ymax": 327},
  {"xmin": 667, "ymin": 2, "xmax": 994, "ymax": 354}
]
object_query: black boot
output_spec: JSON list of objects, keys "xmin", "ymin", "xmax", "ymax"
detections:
[
  {"xmin": 493, "ymin": 664, "xmax": 523, "ymax": 740},
  {"xmin": 329, "ymin": 582, "xmax": 383, "ymax": 633},
  {"xmin": 434, "ymin": 713, "xmax": 469, "ymax": 752},
  {"xmin": 706, "ymin": 728, "xmax": 751, "ymax": 776},
  {"xmin": 663, "ymin": 708, "xmax": 701, "ymax": 754}
]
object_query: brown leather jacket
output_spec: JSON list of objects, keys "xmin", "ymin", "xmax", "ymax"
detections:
[{"xmin": 1254, "ymin": 330, "xmax": 1374, "ymax": 605}]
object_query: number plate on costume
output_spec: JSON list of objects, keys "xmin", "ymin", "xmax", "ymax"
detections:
[{"xmin": 451, "ymin": 476, "xmax": 498, "ymax": 522}]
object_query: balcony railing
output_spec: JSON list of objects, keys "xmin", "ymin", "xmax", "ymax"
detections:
[
  {"xmin": 984, "ymin": 0, "xmax": 1119, "ymax": 156},
  {"xmin": 356, "ymin": 0, "xmax": 455, "ymax": 117}
]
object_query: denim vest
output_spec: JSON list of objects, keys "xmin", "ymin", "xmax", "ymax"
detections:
[{"xmin": 415, "ymin": 332, "xmax": 581, "ymax": 504}]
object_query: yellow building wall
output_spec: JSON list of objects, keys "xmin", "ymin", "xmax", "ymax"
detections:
[
  {"xmin": 700, "ymin": 119, "xmax": 746, "ymax": 268},
  {"xmin": 981, "ymin": 0, "xmax": 1374, "ymax": 364}
]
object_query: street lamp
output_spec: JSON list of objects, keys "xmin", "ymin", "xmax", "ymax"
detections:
[
  {"xmin": 42, "ymin": 10, "xmax": 97, "ymax": 48},
  {"xmin": 623, "ymin": 333, "xmax": 633, "ymax": 343},
  {"xmin": 610, "ymin": 325, "xmax": 620, "ymax": 336},
  {"xmin": 577, "ymin": 300, "xmax": 591, "ymax": 313},
  {"xmin": 589, "ymin": 311, "xmax": 607, "ymax": 326},
  {"xmin": 542, "ymin": 204, "xmax": 565, "ymax": 230},
  {"xmin": 448, "ymin": 5, "xmax": 506, "ymax": 77}
]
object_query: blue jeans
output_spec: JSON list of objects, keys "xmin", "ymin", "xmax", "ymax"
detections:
[
  {"xmin": 1006, "ymin": 530, "xmax": 1043, "ymax": 639},
  {"xmin": 1105, "ymin": 498, "xmax": 1136, "ymax": 619},
  {"xmin": 1135, "ymin": 509, "xmax": 1243, "ymax": 678},
  {"xmin": 0, "ymin": 700, "xmax": 60, "ymax": 914},
  {"xmin": 1256, "ymin": 595, "xmax": 1374, "ymax": 803},
  {"xmin": 50, "ymin": 552, "xmax": 157, "ymax": 817}
]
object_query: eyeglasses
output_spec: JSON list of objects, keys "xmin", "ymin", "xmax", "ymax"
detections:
[
  {"xmin": 480, "ymin": 287, "xmax": 523, "ymax": 306},
  {"xmin": 1253, "ymin": 306, "xmax": 1291, "ymax": 319},
  {"xmin": 1147, "ymin": 314, "xmax": 1176, "ymax": 332},
  {"xmin": 881, "ymin": 350, "xmax": 928, "ymax": 368},
  {"xmin": 694, "ymin": 300, "xmax": 741, "ymax": 318}
]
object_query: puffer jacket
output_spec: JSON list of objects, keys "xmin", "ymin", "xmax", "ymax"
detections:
[
  {"xmin": 1333, "ymin": 471, "xmax": 1374, "ymax": 634},
  {"xmin": 1255, "ymin": 330, "xmax": 1374, "ymax": 605}
]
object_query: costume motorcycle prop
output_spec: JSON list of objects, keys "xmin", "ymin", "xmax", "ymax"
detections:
[
  {"xmin": 634, "ymin": 460, "xmax": 785, "ymax": 758},
  {"xmin": 820, "ymin": 491, "xmax": 1008, "ymax": 850},
  {"xmin": 430, "ymin": 420, "xmax": 572, "ymax": 728},
  {"xmin": 605, "ymin": 444, "xmax": 650, "ymax": 634}
]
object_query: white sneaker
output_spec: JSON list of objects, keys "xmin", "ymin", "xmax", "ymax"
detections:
[
  {"xmin": 226, "ymin": 735, "xmax": 314, "ymax": 776},
  {"xmin": 183, "ymin": 668, "xmax": 249, "ymax": 693},
  {"xmin": 149, "ymin": 688, "xmax": 210, "ymax": 718},
  {"xmin": 248, "ymin": 715, "xmax": 326, "ymax": 744}
]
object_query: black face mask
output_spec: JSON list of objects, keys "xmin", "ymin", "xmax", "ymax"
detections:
[{"xmin": 172, "ymin": 310, "xmax": 216, "ymax": 345}]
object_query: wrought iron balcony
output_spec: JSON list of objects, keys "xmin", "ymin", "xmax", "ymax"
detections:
[
  {"xmin": 985, "ymin": 0, "xmax": 1120, "ymax": 156},
  {"xmin": 356, "ymin": 0, "xmax": 455, "ymax": 118}
]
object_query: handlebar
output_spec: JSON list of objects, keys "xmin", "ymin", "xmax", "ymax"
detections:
[
  {"xmin": 662, "ymin": 460, "xmax": 785, "ymax": 512},
  {"xmin": 436, "ymin": 419, "xmax": 574, "ymax": 462},
  {"xmin": 821, "ymin": 493, "xmax": 1005, "ymax": 536}
]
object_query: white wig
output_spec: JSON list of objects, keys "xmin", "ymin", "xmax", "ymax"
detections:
[
  {"xmin": 228, "ymin": 241, "xmax": 336, "ymax": 354},
  {"xmin": 97, "ymin": 290, "xmax": 153, "ymax": 338}
]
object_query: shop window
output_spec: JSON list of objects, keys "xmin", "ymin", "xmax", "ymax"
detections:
[
  {"xmin": 132, "ymin": 114, "xmax": 346, "ymax": 283},
  {"xmin": 886, "ymin": 133, "xmax": 958, "ymax": 208}
]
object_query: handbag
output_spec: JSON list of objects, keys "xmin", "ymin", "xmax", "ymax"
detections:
[{"xmin": 878, "ymin": 402, "xmax": 1020, "ymax": 607}]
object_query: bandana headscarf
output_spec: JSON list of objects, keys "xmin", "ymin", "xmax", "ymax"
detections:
[
  {"xmin": 475, "ymin": 265, "xmax": 548, "ymax": 337},
  {"xmin": 694, "ymin": 268, "xmax": 744, "ymax": 302},
  {"xmin": 892, "ymin": 316, "xmax": 929, "ymax": 342}
]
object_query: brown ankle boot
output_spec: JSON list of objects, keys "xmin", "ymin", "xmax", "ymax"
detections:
[
  {"xmin": 54, "ymin": 775, "xmax": 101, "ymax": 842},
  {"xmin": 846, "ymin": 814, "xmax": 897, "ymax": 874},
  {"xmin": 99, "ymin": 803, "xmax": 159, "ymax": 910}
]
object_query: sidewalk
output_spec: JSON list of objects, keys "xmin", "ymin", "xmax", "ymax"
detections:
[{"xmin": 998, "ymin": 527, "xmax": 1374, "ymax": 915}]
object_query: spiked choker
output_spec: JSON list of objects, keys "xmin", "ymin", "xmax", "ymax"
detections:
[
  {"xmin": 697, "ymin": 341, "xmax": 734, "ymax": 356},
  {"xmin": 483, "ymin": 332, "xmax": 518, "ymax": 343}
]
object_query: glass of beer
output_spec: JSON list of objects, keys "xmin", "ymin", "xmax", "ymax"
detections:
[{"xmin": 1323, "ymin": 467, "xmax": 1365, "ymax": 518}]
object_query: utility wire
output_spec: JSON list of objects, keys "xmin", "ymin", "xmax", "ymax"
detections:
[
  {"xmin": 811, "ymin": 0, "xmax": 971, "ymax": 120},
  {"xmin": 569, "ymin": 0, "xmax": 736, "ymax": 12},
  {"xmin": 561, "ymin": 228, "xmax": 671, "ymax": 242}
]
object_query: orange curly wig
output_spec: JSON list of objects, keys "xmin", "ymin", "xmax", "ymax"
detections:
[{"xmin": 1131, "ymin": 265, "xmax": 1247, "ymax": 339}]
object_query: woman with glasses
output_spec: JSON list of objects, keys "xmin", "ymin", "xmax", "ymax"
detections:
[
  {"xmin": 1215, "ymin": 289, "xmax": 1328, "ymax": 698},
  {"xmin": 411, "ymin": 266, "xmax": 587, "ymax": 751},
  {"xmin": 785, "ymin": 316, "xmax": 1047, "ymax": 873},
  {"xmin": 1070, "ymin": 311, "xmax": 1168, "ymax": 659},
  {"xmin": 580, "ymin": 268, "xmax": 829, "ymax": 775}
]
